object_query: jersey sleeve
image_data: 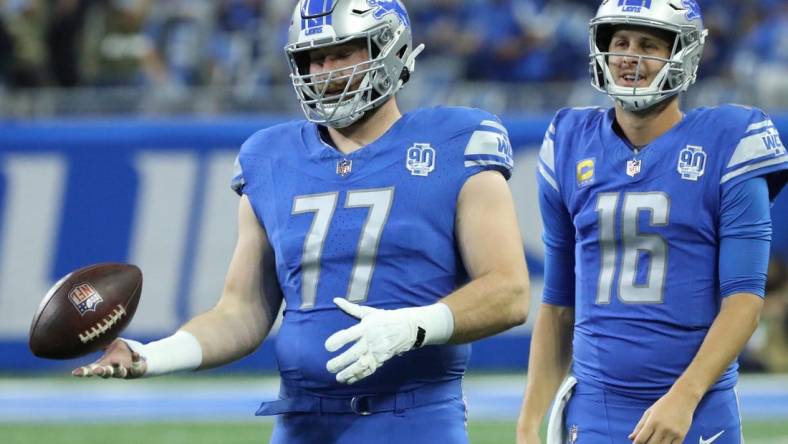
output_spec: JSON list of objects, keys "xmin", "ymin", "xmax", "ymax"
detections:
[
  {"xmin": 537, "ymin": 112, "xmax": 575, "ymax": 307},
  {"xmin": 537, "ymin": 115, "xmax": 559, "ymax": 194},
  {"xmin": 721, "ymin": 108, "xmax": 788, "ymax": 201},
  {"xmin": 230, "ymin": 126, "xmax": 272, "ymax": 196},
  {"xmin": 461, "ymin": 113, "xmax": 514, "ymax": 180}
]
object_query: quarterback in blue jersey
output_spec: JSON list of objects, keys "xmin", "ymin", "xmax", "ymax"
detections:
[
  {"xmin": 72, "ymin": 1, "xmax": 530, "ymax": 443},
  {"xmin": 517, "ymin": 1, "xmax": 788, "ymax": 444}
]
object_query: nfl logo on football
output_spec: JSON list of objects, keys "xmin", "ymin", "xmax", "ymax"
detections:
[
  {"xmin": 626, "ymin": 159, "xmax": 642, "ymax": 177},
  {"xmin": 68, "ymin": 283, "xmax": 104, "ymax": 316},
  {"xmin": 406, "ymin": 143, "xmax": 436, "ymax": 176},
  {"xmin": 677, "ymin": 145, "xmax": 707, "ymax": 181}
]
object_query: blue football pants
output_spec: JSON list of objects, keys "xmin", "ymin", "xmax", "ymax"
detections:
[
  {"xmin": 564, "ymin": 384, "xmax": 742, "ymax": 444},
  {"xmin": 268, "ymin": 396, "xmax": 468, "ymax": 444}
]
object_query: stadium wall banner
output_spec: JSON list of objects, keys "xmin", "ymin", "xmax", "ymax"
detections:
[{"xmin": 1, "ymin": 114, "xmax": 785, "ymax": 372}]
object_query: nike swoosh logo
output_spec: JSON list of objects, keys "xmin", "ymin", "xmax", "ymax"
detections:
[
  {"xmin": 699, "ymin": 430, "xmax": 725, "ymax": 444},
  {"xmin": 351, "ymin": 8, "xmax": 374, "ymax": 15}
]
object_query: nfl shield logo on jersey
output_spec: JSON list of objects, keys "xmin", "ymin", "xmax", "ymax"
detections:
[
  {"xmin": 677, "ymin": 145, "xmax": 706, "ymax": 181},
  {"xmin": 336, "ymin": 159, "xmax": 353, "ymax": 177},
  {"xmin": 569, "ymin": 425, "xmax": 579, "ymax": 443},
  {"xmin": 68, "ymin": 283, "xmax": 103, "ymax": 315},
  {"xmin": 626, "ymin": 159, "xmax": 642, "ymax": 177},
  {"xmin": 406, "ymin": 143, "xmax": 436, "ymax": 176}
]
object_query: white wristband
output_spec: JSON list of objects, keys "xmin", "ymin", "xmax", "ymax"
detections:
[
  {"xmin": 411, "ymin": 302, "xmax": 455, "ymax": 347},
  {"xmin": 121, "ymin": 330, "xmax": 203, "ymax": 377}
]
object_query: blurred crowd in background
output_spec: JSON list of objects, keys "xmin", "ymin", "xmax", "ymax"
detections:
[
  {"xmin": 750, "ymin": 253, "xmax": 788, "ymax": 373},
  {"xmin": 0, "ymin": 0, "xmax": 786, "ymax": 114}
]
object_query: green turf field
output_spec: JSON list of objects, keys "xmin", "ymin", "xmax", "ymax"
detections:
[
  {"xmin": 3, "ymin": 375, "xmax": 787, "ymax": 443},
  {"xmin": 2, "ymin": 420, "xmax": 788, "ymax": 444}
]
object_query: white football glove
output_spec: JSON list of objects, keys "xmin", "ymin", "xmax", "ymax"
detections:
[{"xmin": 324, "ymin": 298, "xmax": 454, "ymax": 385}]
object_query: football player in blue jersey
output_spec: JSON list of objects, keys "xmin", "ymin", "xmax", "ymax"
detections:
[
  {"xmin": 517, "ymin": 1, "xmax": 788, "ymax": 443},
  {"xmin": 72, "ymin": 1, "xmax": 530, "ymax": 442}
]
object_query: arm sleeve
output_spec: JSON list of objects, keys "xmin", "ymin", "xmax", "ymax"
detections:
[
  {"xmin": 538, "ymin": 172, "xmax": 576, "ymax": 307},
  {"xmin": 718, "ymin": 176, "xmax": 772, "ymax": 298}
]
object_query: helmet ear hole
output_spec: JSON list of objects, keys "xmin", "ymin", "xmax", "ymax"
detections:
[
  {"xmin": 397, "ymin": 45, "xmax": 410, "ymax": 83},
  {"xmin": 399, "ymin": 67, "xmax": 411, "ymax": 84}
]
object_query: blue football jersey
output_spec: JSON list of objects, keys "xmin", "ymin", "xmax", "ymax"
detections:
[
  {"xmin": 232, "ymin": 106, "xmax": 513, "ymax": 396},
  {"xmin": 537, "ymin": 105, "xmax": 788, "ymax": 397}
]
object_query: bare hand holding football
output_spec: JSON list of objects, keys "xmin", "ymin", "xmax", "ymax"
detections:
[{"xmin": 71, "ymin": 337, "xmax": 147, "ymax": 379}]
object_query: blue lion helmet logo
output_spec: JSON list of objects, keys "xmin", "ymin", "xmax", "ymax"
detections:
[
  {"xmin": 681, "ymin": 0, "xmax": 702, "ymax": 21},
  {"xmin": 367, "ymin": 0, "xmax": 410, "ymax": 28}
]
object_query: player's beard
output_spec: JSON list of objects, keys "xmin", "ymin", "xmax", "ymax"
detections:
[
  {"xmin": 317, "ymin": 65, "xmax": 368, "ymax": 104},
  {"xmin": 330, "ymin": 94, "xmax": 391, "ymax": 135}
]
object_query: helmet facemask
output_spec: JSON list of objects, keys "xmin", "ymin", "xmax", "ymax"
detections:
[
  {"xmin": 588, "ymin": 14, "xmax": 706, "ymax": 112},
  {"xmin": 288, "ymin": 37, "xmax": 380, "ymax": 128},
  {"xmin": 286, "ymin": 18, "xmax": 422, "ymax": 129}
]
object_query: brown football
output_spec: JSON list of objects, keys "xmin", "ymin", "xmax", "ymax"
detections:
[{"xmin": 29, "ymin": 263, "xmax": 142, "ymax": 360}]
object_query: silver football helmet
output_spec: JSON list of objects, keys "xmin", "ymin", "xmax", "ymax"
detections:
[
  {"xmin": 589, "ymin": 0, "xmax": 708, "ymax": 111},
  {"xmin": 285, "ymin": 0, "xmax": 424, "ymax": 128}
]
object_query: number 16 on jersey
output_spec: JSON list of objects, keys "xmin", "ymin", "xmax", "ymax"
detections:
[{"xmin": 595, "ymin": 191, "xmax": 669, "ymax": 305}]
